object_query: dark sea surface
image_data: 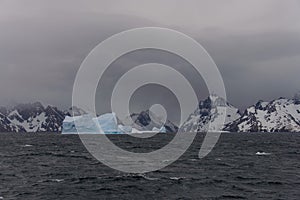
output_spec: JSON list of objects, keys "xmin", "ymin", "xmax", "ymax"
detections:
[{"xmin": 0, "ymin": 133, "xmax": 299, "ymax": 200}]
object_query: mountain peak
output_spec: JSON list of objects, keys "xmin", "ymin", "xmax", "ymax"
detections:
[
  {"xmin": 180, "ymin": 95, "xmax": 241, "ymax": 132},
  {"xmin": 0, "ymin": 94, "xmax": 300, "ymax": 133},
  {"xmin": 294, "ymin": 92, "xmax": 300, "ymax": 104},
  {"xmin": 67, "ymin": 106, "xmax": 87, "ymax": 116},
  {"xmin": 225, "ymin": 97, "xmax": 300, "ymax": 132},
  {"xmin": 208, "ymin": 95, "xmax": 228, "ymax": 107},
  {"xmin": 126, "ymin": 109, "xmax": 178, "ymax": 133}
]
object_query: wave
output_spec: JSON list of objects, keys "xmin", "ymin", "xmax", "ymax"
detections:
[
  {"xmin": 255, "ymin": 151, "xmax": 271, "ymax": 155},
  {"xmin": 38, "ymin": 179, "xmax": 65, "ymax": 183},
  {"xmin": 169, "ymin": 177, "xmax": 184, "ymax": 181}
]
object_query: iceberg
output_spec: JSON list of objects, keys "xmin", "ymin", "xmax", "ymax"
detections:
[
  {"xmin": 93, "ymin": 113, "xmax": 120, "ymax": 134},
  {"xmin": 62, "ymin": 116, "xmax": 77, "ymax": 133},
  {"xmin": 118, "ymin": 125, "xmax": 132, "ymax": 134},
  {"xmin": 62, "ymin": 112, "xmax": 167, "ymax": 134},
  {"xmin": 152, "ymin": 126, "xmax": 166, "ymax": 133},
  {"xmin": 62, "ymin": 114, "xmax": 98, "ymax": 133}
]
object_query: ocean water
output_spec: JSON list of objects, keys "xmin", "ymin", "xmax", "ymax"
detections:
[{"xmin": 0, "ymin": 133, "xmax": 299, "ymax": 200}]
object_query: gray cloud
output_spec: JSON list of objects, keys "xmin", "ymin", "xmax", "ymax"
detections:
[{"xmin": 0, "ymin": 0, "xmax": 300, "ymax": 114}]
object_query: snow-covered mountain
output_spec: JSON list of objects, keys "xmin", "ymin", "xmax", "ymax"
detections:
[
  {"xmin": 0, "ymin": 103, "xmax": 178, "ymax": 133},
  {"xmin": 224, "ymin": 97, "xmax": 300, "ymax": 132},
  {"xmin": 0, "ymin": 111, "xmax": 25, "ymax": 132},
  {"xmin": 0, "ymin": 94, "xmax": 300, "ymax": 133},
  {"xmin": 1, "ymin": 102, "xmax": 66, "ymax": 132},
  {"xmin": 179, "ymin": 95, "xmax": 241, "ymax": 132},
  {"xmin": 123, "ymin": 110, "xmax": 178, "ymax": 133}
]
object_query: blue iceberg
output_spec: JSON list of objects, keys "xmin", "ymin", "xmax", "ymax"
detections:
[
  {"xmin": 62, "ymin": 113, "xmax": 122, "ymax": 134},
  {"xmin": 62, "ymin": 112, "xmax": 167, "ymax": 134},
  {"xmin": 93, "ymin": 113, "xmax": 120, "ymax": 134},
  {"xmin": 62, "ymin": 114, "xmax": 98, "ymax": 133},
  {"xmin": 152, "ymin": 126, "xmax": 166, "ymax": 133}
]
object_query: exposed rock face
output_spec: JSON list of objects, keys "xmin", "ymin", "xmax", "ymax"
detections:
[
  {"xmin": 1, "ymin": 102, "xmax": 65, "ymax": 132},
  {"xmin": 180, "ymin": 95, "xmax": 241, "ymax": 132},
  {"xmin": 224, "ymin": 98, "xmax": 300, "ymax": 132},
  {"xmin": 1, "ymin": 94, "xmax": 300, "ymax": 133},
  {"xmin": 124, "ymin": 110, "xmax": 178, "ymax": 133}
]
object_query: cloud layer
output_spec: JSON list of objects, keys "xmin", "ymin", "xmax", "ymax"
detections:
[{"xmin": 0, "ymin": 0, "xmax": 300, "ymax": 113}]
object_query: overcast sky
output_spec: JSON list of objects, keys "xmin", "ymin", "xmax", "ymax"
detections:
[{"xmin": 0, "ymin": 0, "xmax": 300, "ymax": 115}]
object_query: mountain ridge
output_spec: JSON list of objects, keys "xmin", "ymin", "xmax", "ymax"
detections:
[
  {"xmin": 0, "ymin": 94, "xmax": 300, "ymax": 133},
  {"xmin": 179, "ymin": 95, "xmax": 241, "ymax": 132}
]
